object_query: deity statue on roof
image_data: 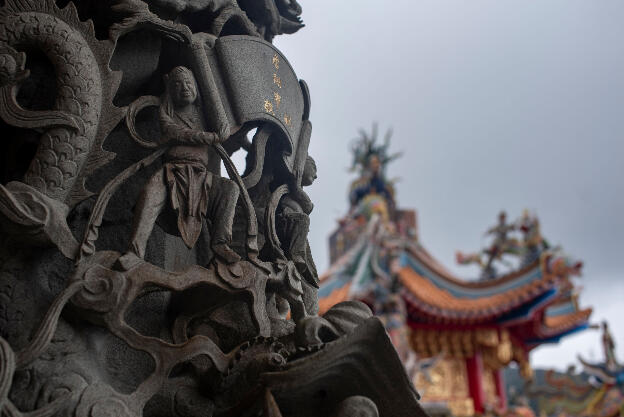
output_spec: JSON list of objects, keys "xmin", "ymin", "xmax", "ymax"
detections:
[
  {"xmin": 602, "ymin": 321, "xmax": 619, "ymax": 372},
  {"xmin": 456, "ymin": 210, "xmax": 523, "ymax": 279},
  {"xmin": 456, "ymin": 210, "xmax": 558, "ymax": 279},
  {"xmin": 517, "ymin": 209, "xmax": 551, "ymax": 263},
  {"xmin": 484, "ymin": 211, "xmax": 521, "ymax": 269},
  {"xmin": 348, "ymin": 124, "xmax": 401, "ymax": 222}
]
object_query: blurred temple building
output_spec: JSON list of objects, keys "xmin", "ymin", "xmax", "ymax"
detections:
[
  {"xmin": 318, "ymin": 127, "xmax": 592, "ymax": 417},
  {"xmin": 525, "ymin": 321, "xmax": 624, "ymax": 417}
]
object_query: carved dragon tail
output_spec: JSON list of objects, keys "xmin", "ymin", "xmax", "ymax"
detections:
[{"xmin": 0, "ymin": 0, "xmax": 124, "ymax": 207}]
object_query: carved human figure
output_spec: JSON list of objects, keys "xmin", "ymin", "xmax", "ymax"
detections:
[
  {"xmin": 277, "ymin": 156, "xmax": 318, "ymax": 288},
  {"xmin": 124, "ymin": 66, "xmax": 240, "ymax": 265},
  {"xmin": 487, "ymin": 211, "xmax": 514, "ymax": 249},
  {"xmin": 273, "ymin": 156, "xmax": 319, "ymax": 319},
  {"xmin": 517, "ymin": 209, "xmax": 547, "ymax": 266},
  {"xmin": 602, "ymin": 321, "xmax": 618, "ymax": 371},
  {"xmin": 483, "ymin": 211, "xmax": 517, "ymax": 271},
  {"xmin": 457, "ymin": 211, "xmax": 528, "ymax": 278},
  {"xmin": 518, "ymin": 210, "xmax": 541, "ymax": 248},
  {"xmin": 349, "ymin": 154, "xmax": 394, "ymax": 209}
]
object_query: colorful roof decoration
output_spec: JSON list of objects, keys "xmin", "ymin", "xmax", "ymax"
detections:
[
  {"xmin": 347, "ymin": 124, "xmax": 400, "ymax": 218},
  {"xmin": 528, "ymin": 322, "xmax": 624, "ymax": 417},
  {"xmin": 320, "ymin": 207, "xmax": 590, "ymax": 349},
  {"xmin": 349, "ymin": 123, "xmax": 402, "ymax": 176},
  {"xmin": 456, "ymin": 210, "xmax": 552, "ymax": 280},
  {"xmin": 318, "ymin": 128, "xmax": 592, "ymax": 416}
]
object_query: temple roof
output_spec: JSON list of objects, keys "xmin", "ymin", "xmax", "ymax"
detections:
[
  {"xmin": 396, "ymin": 264, "xmax": 557, "ymax": 322},
  {"xmin": 319, "ymin": 134, "xmax": 590, "ymax": 361},
  {"xmin": 542, "ymin": 309, "xmax": 592, "ymax": 335},
  {"xmin": 319, "ymin": 208, "xmax": 591, "ymax": 353},
  {"xmin": 529, "ymin": 328, "xmax": 624, "ymax": 417}
]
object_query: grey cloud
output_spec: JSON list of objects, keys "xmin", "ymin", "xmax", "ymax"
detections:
[{"xmin": 273, "ymin": 0, "xmax": 624, "ymax": 369}]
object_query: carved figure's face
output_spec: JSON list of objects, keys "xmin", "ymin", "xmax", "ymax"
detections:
[
  {"xmin": 171, "ymin": 70, "xmax": 197, "ymax": 107},
  {"xmin": 368, "ymin": 155, "xmax": 381, "ymax": 175},
  {"xmin": 302, "ymin": 158, "xmax": 317, "ymax": 186}
]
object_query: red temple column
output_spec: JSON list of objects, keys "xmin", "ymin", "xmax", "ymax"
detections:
[
  {"xmin": 466, "ymin": 353, "xmax": 485, "ymax": 414},
  {"xmin": 494, "ymin": 368, "xmax": 507, "ymax": 412}
]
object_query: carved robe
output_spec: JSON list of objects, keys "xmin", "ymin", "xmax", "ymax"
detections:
[{"xmin": 160, "ymin": 106, "xmax": 219, "ymax": 248}]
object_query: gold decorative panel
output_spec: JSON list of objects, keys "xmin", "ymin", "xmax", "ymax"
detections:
[{"xmin": 415, "ymin": 358, "xmax": 473, "ymax": 416}]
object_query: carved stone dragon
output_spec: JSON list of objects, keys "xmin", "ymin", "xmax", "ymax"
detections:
[{"xmin": 0, "ymin": 1, "xmax": 425, "ymax": 416}]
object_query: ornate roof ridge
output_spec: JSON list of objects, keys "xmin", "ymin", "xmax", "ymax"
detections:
[
  {"xmin": 397, "ymin": 266, "xmax": 558, "ymax": 321},
  {"xmin": 407, "ymin": 243, "xmax": 543, "ymax": 289}
]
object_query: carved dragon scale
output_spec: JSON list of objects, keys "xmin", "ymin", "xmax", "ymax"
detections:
[{"xmin": 0, "ymin": 1, "xmax": 425, "ymax": 416}]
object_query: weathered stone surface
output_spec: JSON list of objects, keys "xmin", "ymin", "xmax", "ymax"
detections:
[{"xmin": 0, "ymin": 1, "xmax": 426, "ymax": 416}]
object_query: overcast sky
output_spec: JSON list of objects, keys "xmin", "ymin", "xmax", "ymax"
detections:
[{"xmin": 266, "ymin": 0, "xmax": 624, "ymax": 370}]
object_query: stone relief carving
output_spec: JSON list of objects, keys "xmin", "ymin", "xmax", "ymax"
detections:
[
  {"xmin": 121, "ymin": 65, "xmax": 240, "ymax": 267},
  {"xmin": 0, "ymin": 1, "xmax": 425, "ymax": 416}
]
